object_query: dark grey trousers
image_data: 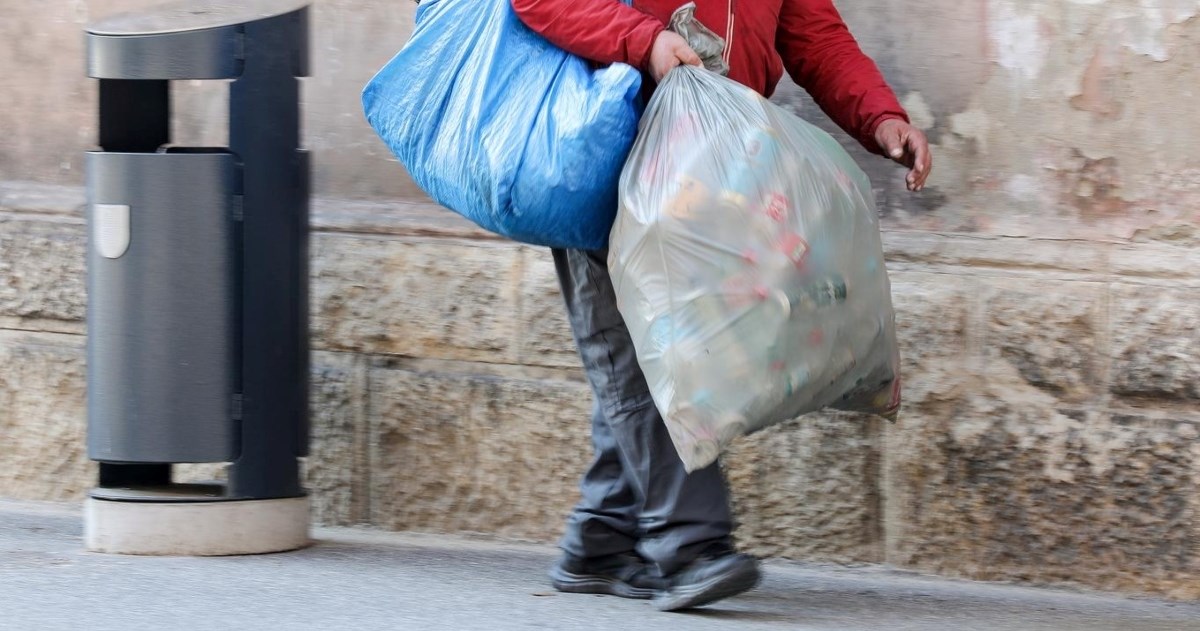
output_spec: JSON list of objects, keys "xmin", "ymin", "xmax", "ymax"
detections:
[{"xmin": 552, "ymin": 247, "xmax": 733, "ymax": 576}]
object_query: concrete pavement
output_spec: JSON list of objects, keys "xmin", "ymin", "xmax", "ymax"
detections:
[{"xmin": 2, "ymin": 500, "xmax": 1197, "ymax": 631}]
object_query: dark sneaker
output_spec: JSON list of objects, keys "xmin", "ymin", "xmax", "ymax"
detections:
[
  {"xmin": 549, "ymin": 552, "xmax": 668, "ymax": 600},
  {"xmin": 653, "ymin": 549, "xmax": 761, "ymax": 611}
]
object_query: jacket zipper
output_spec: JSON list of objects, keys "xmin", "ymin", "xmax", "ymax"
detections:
[{"xmin": 724, "ymin": 0, "xmax": 735, "ymax": 65}]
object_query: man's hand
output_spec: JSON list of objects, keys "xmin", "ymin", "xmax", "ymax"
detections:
[
  {"xmin": 648, "ymin": 31, "xmax": 702, "ymax": 83},
  {"xmin": 874, "ymin": 119, "xmax": 932, "ymax": 192}
]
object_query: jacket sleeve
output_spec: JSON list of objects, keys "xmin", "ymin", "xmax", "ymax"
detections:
[
  {"xmin": 776, "ymin": 0, "xmax": 909, "ymax": 154},
  {"xmin": 510, "ymin": 0, "xmax": 665, "ymax": 70}
]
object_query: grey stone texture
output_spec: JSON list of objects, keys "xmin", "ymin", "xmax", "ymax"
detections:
[
  {"xmin": 312, "ymin": 234, "xmax": 523, "ymax": 364},
  {"xmin": 305, "ymin": 351, "xmax": 368, "ymax": 526},
  {"xmin": 0, "ymin": 215, "xmax": 86, "ymax": 328},
  {"xmin": 984, "ymin": 280, "xmax": 1106, "ymax": 403},
  {"xmin": 1110, "ymin": 285, "xmax": 1200, "ymax": 401},
  {"xmin": 887, "ymin": 271, "xmax": 973, "ymax": 392},
  {"xmin": 886, "ymin": 366, "xmax": 1200, "ymax": 600},
  {"xmin": 725, "ymin": 414, "xmax": 883, "ymax": 564},
  {"xmin": 0, "ymin": 331, "xmax": 92, "ymax": 501},
  {"xmin": 368, "ymin": 365, "xmax": 592, "ymax": 541},
  {"xmin": 515, "ymin": 248, "xmax": 581, "ymax": 370}
]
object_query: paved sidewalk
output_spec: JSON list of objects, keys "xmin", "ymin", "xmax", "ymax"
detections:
[{"xmin": 2, "ymin": 500, "xmax": 1197, "ymax": 631}]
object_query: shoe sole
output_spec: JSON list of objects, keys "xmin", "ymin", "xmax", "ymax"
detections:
[
  {"xmin": 653, "ymin": 562, "xmax": 761, "ymax": 612},
  {"xmin": 548, "ymin": 566, "xmax": 658, "ymax": 600}
]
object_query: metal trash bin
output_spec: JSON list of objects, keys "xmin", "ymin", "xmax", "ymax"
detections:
[{"xmin": 84, "ymin": 0, "xmax": 311, "ymax": 555}]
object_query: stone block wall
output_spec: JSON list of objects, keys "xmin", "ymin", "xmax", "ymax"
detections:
[{"xmin": 2, "ymin": 183, "xmax": 1197, "ymax": 600}]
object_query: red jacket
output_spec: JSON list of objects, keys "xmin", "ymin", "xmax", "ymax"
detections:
[{"xmin": 510, "ymin": 0, "xmax": 908, "ymax": 154}]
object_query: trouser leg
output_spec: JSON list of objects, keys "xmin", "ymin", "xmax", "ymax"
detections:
[
  {"xmin": 559, "ymin": 401, "xmax": 640, "ymax": 559},
  {"xmin": 552, "ymin": 247, "xmax": 733, "ymax": 575}
]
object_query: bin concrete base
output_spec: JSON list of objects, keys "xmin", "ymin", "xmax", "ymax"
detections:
[{"xmin": 84, "ymin": 495, "xmax": 310, "ymax": 556}]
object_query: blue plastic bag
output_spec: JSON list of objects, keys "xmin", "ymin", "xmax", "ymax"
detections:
[{"xmin": 362, "ymin": 0, "xmax": 643, "ymax": 249}]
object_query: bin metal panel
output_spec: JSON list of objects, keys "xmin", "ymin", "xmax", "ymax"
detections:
[
  {"xmin": 86, "ymin": 151, "xmax": 239, "ymax": 464},
  {"xmin": 87, "ymin": 0, "xmax": 310, "ymax": 37},
  {"xmin": 87, "ymin": 29, "xmax": 242, "ymax": 80}
]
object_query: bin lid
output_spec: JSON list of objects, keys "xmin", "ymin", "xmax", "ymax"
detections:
[{"xmin": 88, "ymin": 0, "xmax": 309, "ymax": 37}]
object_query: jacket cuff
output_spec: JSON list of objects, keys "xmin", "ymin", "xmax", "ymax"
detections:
[
  {"xmin": 628, "ymin": 23, "xmax": 665, "ymax": 72},
  {"xmin": 862, "ymin": 112, "xmax": 910, "ymax": 156}
]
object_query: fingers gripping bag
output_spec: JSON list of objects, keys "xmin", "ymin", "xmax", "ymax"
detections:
[
  {"xmin": 609, "ymin": 65, "xmax": 902, "ymax": 472},
  {"xmin": 362, "ymin": 0, "xmax": 642, "ymax": 249}
]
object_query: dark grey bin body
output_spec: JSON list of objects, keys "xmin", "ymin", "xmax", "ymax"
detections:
[
  {"xmin": 87, "ymin": 151, "xmax": 239, "ymax": 464},
  {"xmin": 85, "ymin": 0, "xmax": 310, "ymax": 501}
]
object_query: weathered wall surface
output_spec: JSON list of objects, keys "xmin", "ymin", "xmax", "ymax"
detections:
[
  {"xmin": 6, "ymin": 0, "xmax": 1198, "ymax": 240},
  {"xmin": 776, "ymin": 0, "xmax": 1200, "ymax": 243},
  {"xmin": 0, "ymin": 0, "xmax": 423, "ymax": 199},
  {"xmin": 1, "ymin": 0, "xmax": 1198, "ymax": 601}
]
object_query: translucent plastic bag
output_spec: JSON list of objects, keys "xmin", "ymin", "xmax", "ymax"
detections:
[
  {"xmin": 610, "ymin": 66, "xmax": 901, "ymax": 472},
  {"xmin": 362, "ymin": 0, "xmax": 642, "ymax": 249}
]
